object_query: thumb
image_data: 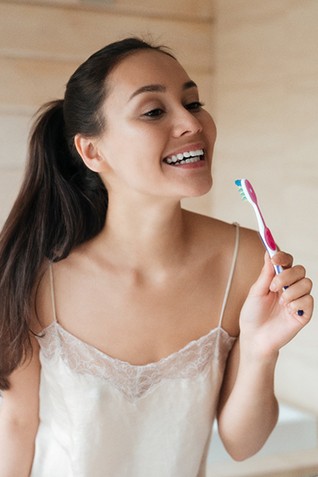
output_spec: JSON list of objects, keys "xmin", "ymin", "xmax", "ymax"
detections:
[{"xmin": 249, "ymin": 252, "xmax": 276, "ymax": 297}]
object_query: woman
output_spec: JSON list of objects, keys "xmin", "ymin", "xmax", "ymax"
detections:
[{"xmin": 0, "ymin": 37, "xmax": 313, "ymax": 477}]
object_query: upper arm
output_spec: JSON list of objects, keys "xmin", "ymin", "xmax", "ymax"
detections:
[
  {"xmin": 0, "ymin": 338, "xmax": 40, "ymax": 476},
  {"xmin": 217, "ymin": 339, "xmax": 240, "ymax": 417},
  {"xmin": 0, "ymin": 336, "xmax": 40, "ymax": 432}
]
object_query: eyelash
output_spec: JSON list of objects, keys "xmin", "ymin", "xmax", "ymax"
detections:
[
  {"xmin": 143, "ymin": 101, "xmax": 204, "ymax": 119},
  {"xmin": 186, "ymin": 101, "xmax": 204, "ymax": 112}
]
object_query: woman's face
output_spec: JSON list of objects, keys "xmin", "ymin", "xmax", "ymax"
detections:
[{"xmin": 94, "ymin": 49, "xmax": 217, "ymax": 202}]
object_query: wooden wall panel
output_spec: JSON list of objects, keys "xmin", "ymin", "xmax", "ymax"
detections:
[
  {"xmin": 0, "ymin": 169, "xmax": 24, "ymax": 224},
  {"xmin": 0, "ymin": 57, "xmax": 75, "ymax": 112},
  {"xmin": 214, "ymin": 0, "xmax": 318, "ymax": 414},
  {"xmin": 104, "ymin": 0, "xmax": 214, "ymax": 19},
  {"xmin": 0, "ymin": 113, "xmax": 31, "ymax": 167},
  {"xmin": 11, "ymin": 0, "xmax": 214, "ymax": 20},
  {"xmin": 0, "ymin": 3, "xmax": 212, "ymax": 72}
]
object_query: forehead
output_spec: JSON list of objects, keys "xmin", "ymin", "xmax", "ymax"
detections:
[{"xmin": 107, "ymin": 49, "xmax": 192, "ymax": 99}]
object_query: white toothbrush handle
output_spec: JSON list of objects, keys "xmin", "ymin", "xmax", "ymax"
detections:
[{"xmin": 251, "ymin": 202, "xmax": 283, "ymax": 275}]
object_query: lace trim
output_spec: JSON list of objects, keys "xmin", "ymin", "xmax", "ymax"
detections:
[{"xmin": 37, "ymin": 323, "xmax": 236, "ymax": 401}]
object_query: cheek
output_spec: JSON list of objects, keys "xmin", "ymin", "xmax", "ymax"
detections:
[
  {"xmin": 99, "ymin": 115, "xmax": 167, "ymax": 171},
  {"xmin": 205, "ymin": 119, "xmax": 217, "ymax": 157},
  {"xmin": 118, "ymin": 127, "xmax": 165, "ymax": 164},
  {"xmin": 205, "ymin": 114, "xmax": 217, "ymax": 140}
]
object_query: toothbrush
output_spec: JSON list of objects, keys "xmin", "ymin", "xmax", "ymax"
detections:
[
  {"xmin": 234, "ymin": 179, "xmax": 282, "ymax": 273},
  {"xmin": 234, "ymin": 178, "xmax": 303, "ymax": 316}
]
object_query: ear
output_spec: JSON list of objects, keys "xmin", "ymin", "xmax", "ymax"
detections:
[{"xmin": 74, "ymin": 134, "xmax": 106, "ymax": 173}]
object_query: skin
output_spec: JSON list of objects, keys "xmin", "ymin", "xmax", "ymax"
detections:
[{"xmin": 0, "ymin": 49, "xmax": 313, "ymax": 475}]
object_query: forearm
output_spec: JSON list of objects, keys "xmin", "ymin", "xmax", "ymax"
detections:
[
  {"xmin": 217, "ymin": 349, "xmax": 279, "ymax": 461},
  {"xmin": 0, "ymin": 416, "xmax": 37, "ymax": 477}
]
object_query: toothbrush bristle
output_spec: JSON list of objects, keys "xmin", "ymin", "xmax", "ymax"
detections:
[{"xmin": 235, "ymin": 180, "xmax": 247, "ymax": 201}]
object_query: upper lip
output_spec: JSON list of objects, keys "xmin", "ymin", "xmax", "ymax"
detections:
[{"xmin": 163, "ymin": 143, "xmax": 205, "ymax": 160}]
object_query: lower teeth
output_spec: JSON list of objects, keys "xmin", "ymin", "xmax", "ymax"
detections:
[{"xmin": 172, "ymin": 156, "xmax": 202, "ymax": 166}]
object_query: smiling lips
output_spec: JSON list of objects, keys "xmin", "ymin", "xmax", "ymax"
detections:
[{"xmin": 163, "ymin": 149, "xmax": 204, "ymax": 166}]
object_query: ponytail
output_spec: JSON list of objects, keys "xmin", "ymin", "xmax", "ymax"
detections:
[{"xmin": 0, "ymin": 100, "xmax": 107, "ymax": 389}]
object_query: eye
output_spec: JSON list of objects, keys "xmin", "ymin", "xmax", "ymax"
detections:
[
  {"xmin": 142, "ymin": 108, "xmax": 165, "ymax": 119},
  {"xmin": 185, "ymin": 101, "xmax": 204, "ymax": 112}
]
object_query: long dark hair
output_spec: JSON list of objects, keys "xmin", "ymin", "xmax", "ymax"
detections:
[{"xmin": 0, "ymin": 37, "xmax": 174, "ymax": 390}]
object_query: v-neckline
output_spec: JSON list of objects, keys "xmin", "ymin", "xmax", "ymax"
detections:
[{"xmin": 42, "ymin": 320, "xmax": 236, "ymax": 369}]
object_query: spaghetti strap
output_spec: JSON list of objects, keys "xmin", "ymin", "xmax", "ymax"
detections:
[
  {"xmin": 218, "ymin": 223, "xmax": 240, "ymax": 328},
  {"xmin": 49, "ymin": 262, "xmax": 58, "ymax": 323}
]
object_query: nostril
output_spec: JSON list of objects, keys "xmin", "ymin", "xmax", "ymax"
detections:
[{"xmin": 175, "ymin": 121, "xmax": 202, "ymax": 137}]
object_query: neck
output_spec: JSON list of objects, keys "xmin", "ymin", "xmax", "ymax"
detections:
[{"xmin": 94, "ymin": 197, "xmax": 191, "ymax": 273}]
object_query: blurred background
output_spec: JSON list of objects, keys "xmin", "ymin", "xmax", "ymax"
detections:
[{"xmin": 0, "ymin": 0, "xmax": 317, "ymax": 475}]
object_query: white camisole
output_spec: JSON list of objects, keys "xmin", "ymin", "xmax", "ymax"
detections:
[{"xmin": 31, "ymin": 225, "xmax": 239, "ymax": 477}]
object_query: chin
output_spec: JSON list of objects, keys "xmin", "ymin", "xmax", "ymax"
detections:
[{"xmin": 183, "ymin": 176, "xmax": 213, "ymax": 198}]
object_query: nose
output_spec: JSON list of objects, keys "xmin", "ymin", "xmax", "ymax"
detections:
[{"xmin": 172, "ymin": 108, "xmax": 203, "ymax": 137}]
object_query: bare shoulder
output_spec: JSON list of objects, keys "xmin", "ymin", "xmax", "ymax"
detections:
[
  {"xmin": 32, "ymin": 247, "xmax": 97, "ymax": 332},
  {"xmin": 184, "ymin": 210, "xmax": 265, "ymax": 334},
  {"xmin": 236, "ymin": 224, "xmax": 265, "ymax": 282},
  {"xmin": 33, "ymin": 254, "xmax": 78, "ymax": 331},
  {"xmin": 185, "ymin": 209, "xmax": 263, "ymax": 266},
  {"xmin": 183, "ymin": 209, "xmax": 239, "ymax": 248},
  {"xmin": 226, "ymin": 223, "xmax": 265, "ymax": 334}
]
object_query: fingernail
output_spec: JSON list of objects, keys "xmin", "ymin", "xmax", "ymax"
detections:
[{"xmin": 270, "ymin": 283, "xmax": 278, "ymax": 292}]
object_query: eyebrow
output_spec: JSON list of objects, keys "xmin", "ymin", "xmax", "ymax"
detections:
[{"xmin": 129, "ymin": 80, "xmax": 198, "ymax": 101}]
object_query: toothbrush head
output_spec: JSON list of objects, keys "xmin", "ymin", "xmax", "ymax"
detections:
[
  {"xmin": 235, "ymin": 179, "xmax": 258, "ymax": 205},
  {"xmin": 234, "ymin": 178, "xmax": 278, "ymax": 253},
  {"xmin": 235, "ymin": 179, "xmax": 304, "ymax": 316}
]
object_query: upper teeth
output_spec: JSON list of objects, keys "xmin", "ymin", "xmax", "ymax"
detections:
[{"xmin": 165, "ymin": 149, "xmax": 204, "ymax": 164}]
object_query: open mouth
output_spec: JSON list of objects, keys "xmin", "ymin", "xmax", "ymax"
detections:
[{"xmin": 163, "ymin": 149, "xmax": 205, "ymax": 166}]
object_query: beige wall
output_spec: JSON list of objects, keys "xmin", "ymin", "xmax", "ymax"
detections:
[
  {"xmin": 1, "ymin": 0, "xmax": 317, "ymax": 415},
  {"xmin": 212, "ymin": 0, "xmax": 318, "ymax": 414}
]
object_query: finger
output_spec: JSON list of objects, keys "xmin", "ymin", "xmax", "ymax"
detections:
[
  {"xmin": 270, "ymin": 265, "xmax": 307, "ymax": 292},
  {"xmin": 279, "ymin": 277, "xmax": 313, "ymax": 305},
  {"xmin": 271, "ymin": 251, "xmax": 293, "ymax": 269},
  {"xmin": 286, "ymin": 294, "xmax": 314, "ymax": 322}
]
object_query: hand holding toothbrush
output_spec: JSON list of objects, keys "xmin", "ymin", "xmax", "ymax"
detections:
[{"xmin": 235, "ymin": 179, "xmax": 314, "ymax": 357}]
